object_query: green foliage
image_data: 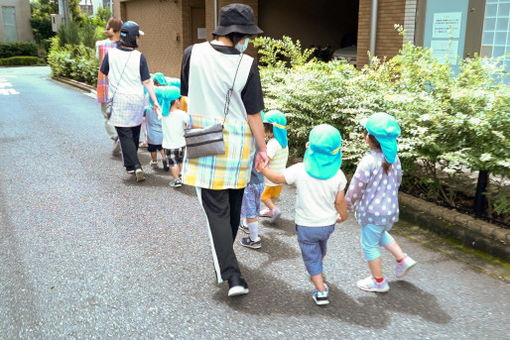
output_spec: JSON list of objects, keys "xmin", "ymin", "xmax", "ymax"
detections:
[
  {"xmin": 47, "ymin": 38, "xmax": 98, "ymax": 86},
  {"xmin": 57, "ymin": 21, "xmax": 81, "ymax": 46},
  {"xmin": 0, "ymin": 42, "xmax": 38, "ymax": 58},
  {"xmin": 256, "ymin": 36, "xmax": 510, "ymax": 222},
  {"xmin": 0, "ymin": 56, "xmax": 45, "ymax": 66},
  {"xmin": 30, "ymin": 0, "xmax": 58, "ymax": 45}
]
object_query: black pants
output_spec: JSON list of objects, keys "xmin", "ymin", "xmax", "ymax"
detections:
[
  {"xmin": 198, "ymin": 187, "xmax": 245, "ymax": 283},
  {"xmin": 115, "ymin": 125, "xmax": 141, "ymax": 170}
]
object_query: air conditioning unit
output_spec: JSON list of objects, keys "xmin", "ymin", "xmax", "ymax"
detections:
[{"xmin": 51, "ymin": 14, "xmax": 62, "ymax": 32}]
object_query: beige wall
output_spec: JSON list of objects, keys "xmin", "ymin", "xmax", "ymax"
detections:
[
  {"xmin": 0, "ymin": 0, "xmax": 33, "ymax": 42},
  {"xmin": 121, "ymin": 0, "xmax": 183, "ymax": 77},
  {"xmin": 357, "ymin": 0, "xmax": 405, "ymax": 67}
]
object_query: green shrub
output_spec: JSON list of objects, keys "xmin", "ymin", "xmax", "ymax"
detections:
[
  {"xmin": 47, "ymin": 39, "xmax": 98, "ymax": 86},
  {"xmin": 0, "ymin": 56, "xmax": 45, "ymax": 66},
  {"xmin": 0, "ymin": 41, "xmax": 38, "ymax": 58},
  {"xmin": 57, "ymin": 21, "xmax": 81, "ymax": 46},
  {"xmin": 254, "ymin": 35, "xmax": 510, "ymax": 222}
]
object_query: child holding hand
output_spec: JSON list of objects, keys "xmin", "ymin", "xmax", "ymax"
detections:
[
  {"xmin": 259, "ymin": 124, "xmax": 348, "ymax": 306},
  {"xmin": 259, "ymin": 110, "xmax": 289, "ymax": 223},
  {"xmin": 346, "ymin": 112, "xmax": 416, "ymax": 293}
]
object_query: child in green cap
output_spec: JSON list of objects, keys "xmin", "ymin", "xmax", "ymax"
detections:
[
  {"xmin": 346, "ymin": 112, "xmax": 416, "ymax": 293},
  {"xmin": 259, "ymin": 124, "xmax": 348, "ymax": 306},
  {"xmin": 259, "ymin": 110, "xmax": 289, "ymax": 223}
]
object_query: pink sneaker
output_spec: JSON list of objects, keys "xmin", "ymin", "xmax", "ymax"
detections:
[{"xmin": 259, "ymin": 208, "xmax": 273, "ymax": 218}]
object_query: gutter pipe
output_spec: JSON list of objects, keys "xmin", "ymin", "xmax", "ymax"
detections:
[
  {"xmin": 369, "ymin": 0, "xmax": 378, "ymax": 64},
  {"xmin": 214, "ymin": 0, "xmax": 218, "ymax": 29}
]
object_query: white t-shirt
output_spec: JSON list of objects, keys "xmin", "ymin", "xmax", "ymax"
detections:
[
  {"xmin": 266, "ymin": 138, "xmax": 289, "ymax": 186},
  {"xmin": 162, "ymin": 109, "xmax": 190, "ymax": 149},
  {"xmin": 283, "ymin": 163, "xmax": 347, "ymax": 227}
]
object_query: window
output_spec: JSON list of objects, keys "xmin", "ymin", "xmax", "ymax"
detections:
[
  {"xmin": 481, "ymin": 0, "xmax": 510, "ymax": 73},
  {"xmin": 2, "ymin": 6, "xmax": 17, "ymax": 41}
]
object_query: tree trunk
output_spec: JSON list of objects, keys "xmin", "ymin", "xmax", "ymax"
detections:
[{"xmin": 474, "ymin": 170, "xmax": 489, "ymax": 217}]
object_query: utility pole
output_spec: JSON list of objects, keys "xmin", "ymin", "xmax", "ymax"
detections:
[{"xmin": 58, "ymin": 0, "xmax": 70, "ymax": 24}]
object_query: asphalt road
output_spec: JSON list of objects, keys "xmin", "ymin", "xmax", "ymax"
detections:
[{"xmin": 1, "ymin": 67, "xmax": 509, "ymax": 339}]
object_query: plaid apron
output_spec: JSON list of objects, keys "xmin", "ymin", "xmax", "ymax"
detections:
[
  {"xmin": 182, "ymin": 114, "xmax": 255, "ymax": 190},
  {"xmin": 96, "ymin": 40, "xmax": 117, "ymax": 103}
]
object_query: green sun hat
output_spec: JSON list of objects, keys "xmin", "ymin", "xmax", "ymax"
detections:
[
  {"xmin": 263, "ymin": 110, "xmax": 288, "ymax": 148},
  {"xmin": 361, "ymin": 112, "xmax": 401, "ymax": 164},
  {"xmin": 152, "ymin": 72, "xmax": 168, "ymax": 86},
  {"xmin": 154, "ymin": 85, "xmax": 180, "ymax": 116},
  {"xmin": 304, "ymin": 124, "xmax": 342, "ymax": 180}
]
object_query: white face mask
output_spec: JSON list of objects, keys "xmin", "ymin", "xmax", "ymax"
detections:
[{"xmin": 235, "ymin": 38, "xmax": 250, "ymax": 53}]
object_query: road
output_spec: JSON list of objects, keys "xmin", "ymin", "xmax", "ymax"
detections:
[{"xmin": 1, "ymin": 66, "xmax": 509, "ymax": 339}]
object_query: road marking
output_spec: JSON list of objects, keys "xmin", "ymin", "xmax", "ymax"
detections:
[{"xmin": 0, "ymin": 77, "xmax": 19, "ymax": 95}]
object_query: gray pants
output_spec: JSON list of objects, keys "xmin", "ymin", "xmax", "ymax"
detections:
[{"xmin": 100, "ymin": 103, "xmax": 118, "ymax": 140}]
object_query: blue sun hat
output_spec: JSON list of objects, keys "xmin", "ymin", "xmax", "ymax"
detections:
[
  {"xmin": 263, "ymin": 110, "xmax": 287, "ymax": 148},
  {"xmin": 152, "ymin": 72, "xmax": 168, "ymax": 86},
  {"xmin": 304, "ymin": 124, "xmax": 342, "ymax": 180},
  {"xmin": 362, "ymin": 112, "xmax": 401, "ymax": 164},
  {"xmin": 150, "ymin": 85, "xmax": 180, "ymax": 116},
  {"xmin": 167, "ymin": 77, "xmax": 181, "ymax": 89}
]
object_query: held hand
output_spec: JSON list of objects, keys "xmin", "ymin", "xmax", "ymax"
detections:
[
  {"xmin": 255, "ymin": 151, "xmax": 269, "ymax": 172},
  {"xmin": 153, "ymin": 103, "xmax": 162, "ymax": 119},
  {"xmin": 336, "ymin": 215, "xmax": 342, "ymax": 223}
]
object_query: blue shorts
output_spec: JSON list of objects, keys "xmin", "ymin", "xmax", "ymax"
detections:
[
  {"xmin": 241, "ymin": 182, "xmax": 265, "ymax": 219},
  {"xmin": 360, "ymin": 224, "xmax": 395, "ymax": 261},
  {"xmin": 296, "ymin": 224, "xmax": 335, "ymax": 276}
]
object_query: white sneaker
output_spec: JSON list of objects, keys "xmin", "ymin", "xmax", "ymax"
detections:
[
  {"xmin": 313, "ymin": 284, "xmax": 329, "ymax": 306},
  {"xmin": 150, "ymin": 160, "xmax": 158, "ymax": 169},
  {"xmin": 357, "ymin": 276, "xmax": 389, "ymax": 293},
  {"xmin": 396, "ymin": 254, "xmax": 417, "ymax": 279}
]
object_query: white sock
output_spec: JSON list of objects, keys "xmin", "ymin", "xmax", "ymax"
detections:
[
  {"xmin": 247, "ymin": 221, "xmax": 259, "ymax": 240},
  {"xmin": 273, "ymin": 207, "xmax": 280, "ymax": 215}
]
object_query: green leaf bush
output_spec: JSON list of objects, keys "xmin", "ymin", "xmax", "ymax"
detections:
[
  {"xmin": 255, "ymin": 36, "xmax": 510, "ymax": 224},
  {"xmin": 47, "ymin": 37, "xmax": 98, "ymax": 86},
  {"xmin": 0, "ymin": 56, "xmax": 45, "ymax": 66},
  {"xmin": 0, "ymin": 41, "xmax": 38, "ymax": 58}
]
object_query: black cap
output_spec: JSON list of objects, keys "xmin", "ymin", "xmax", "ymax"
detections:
[
  {"xmin": 213, "ymin": 3, "xmax": 263, "ymax": 36},
  {"xmin": 120, "ymin": 21, "xmax": 144, "ymax": 38}
]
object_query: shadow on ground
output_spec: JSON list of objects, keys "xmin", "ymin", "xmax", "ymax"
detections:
[{"xmin": 213, "ymin": 267, "xmax": 451, "ymax": 328}]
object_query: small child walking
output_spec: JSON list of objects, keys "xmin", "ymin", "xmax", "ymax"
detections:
[
  {"xmin": 260, "ymin": 124, "xmax": 348, "ymax": 306},
  {"xmin": 345, "ymin": 112, "xmax": 416, "ymax": 293},
  {"xmin": 161, "ymin": 86, "xmax": 189, "ymax": 188},
  {"xmin": 259, "ymin": 110, "xmax": 289, "ymax": 223},
  {"xmin": 145, "ymin": 73, "xmax": 169, "ymax": 171},
  {"xmin": 239, "ymin": 112, "xmax": 266, "ymax": 249}
]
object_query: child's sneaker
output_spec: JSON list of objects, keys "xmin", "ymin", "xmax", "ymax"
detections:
[
  {"xmin": 239, "ymin": 236, "xmax": 261, "ymax": 249},
  {"xmin": 135, "ymin": 168, "xmax": 146, "ymax": 182},
  {"xmin": 313, "ymin": 284, "xmax": 329, "ymax": 306},
  {"xmin": 150, "ymin": 160, "xmax": 158, "ymax": 169},
  {"xmin": 162, "ymin": 159, "xmax": 169, "ymax": 171},
  {"xmin": 357, "ymin": 276, "xmax": 389, "ymax": 293},
  {"xmin": 396, "ymin": 254, "xmax": 417, "ymax": 279},
  {"xmin": 270, "ymin": 208, "xmax": 281, "ymax": 223},
  {"xmin": 238, "ymin": 222, "xmax": 250, "ymax": 234},
  {"xmin": 169, "ymin": 178, "xmax": 182, "ymax": 187},
  {"xmin": 259, "ymin": 208, "xmax": 273, "ymax": 218}
]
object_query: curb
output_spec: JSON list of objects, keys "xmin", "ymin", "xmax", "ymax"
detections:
[
  {"xmin": 51, "ymin": 76, "xmax": 96, "ymax": 93},
  {"xmin": 399, "ymin": 192, "xmax": 510, "ymax": 261}
]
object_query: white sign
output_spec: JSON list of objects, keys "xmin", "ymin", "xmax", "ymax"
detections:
[
  {"xmin": 431, "ymin": 40, "xmax": 459, "ymax": 65},
  {"xmin": 197, "ymin": 28, "xmax": 206, "ymax": 40},
  {"xmin": 433, "ymin": 12, "xmax": 462, "ymax": 38}
]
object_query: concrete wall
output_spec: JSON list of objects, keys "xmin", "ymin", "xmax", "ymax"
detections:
[
  {"xmin": 357, "ymin": 0, "xmax": 406, "ymax": 66},
  {"xmin": 0, "ymin": 0, "xmax": 33, "ymax": 42},
  {"xmin": 119, "ymin": 0, "xmax": 183, "ymax": 77}
]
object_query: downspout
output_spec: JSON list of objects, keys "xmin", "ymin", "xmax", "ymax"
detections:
[
  {"xmin": 214, "ymin": 0, "xmax": 218, "ymax": 29},
  {"xmin": 369, "ymin": 0, "xmax": 378, "ymax": 64}
]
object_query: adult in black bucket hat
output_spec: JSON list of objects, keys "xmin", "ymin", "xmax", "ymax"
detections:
[{"xmin": 180, "ymin": 4, "xmax": 267, "ymax": 298}]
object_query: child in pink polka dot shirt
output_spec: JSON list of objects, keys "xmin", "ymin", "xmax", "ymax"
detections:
[{"xmin": 346, "ymin": 112, "xmax": 416, "ymax": 293}]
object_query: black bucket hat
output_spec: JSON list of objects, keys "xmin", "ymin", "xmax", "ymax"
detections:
[{"xmin": 213, "ymin": 3, "xmax": 263, "ymax": 36}]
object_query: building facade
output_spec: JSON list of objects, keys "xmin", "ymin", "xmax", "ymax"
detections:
[
  {"xmin": 0, "ymin": 0, "xmax": 33, "ymax": 42},
  {"xmin": 113, "ymin": 0, "xmax": 510, "ymax": 77}
]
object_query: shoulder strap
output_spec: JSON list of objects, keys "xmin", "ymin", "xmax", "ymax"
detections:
[
  {"xmin": 109, "ymin": 51, "xmax": 132, "ymax": 100},
  {"xmin": 222, "ymin": 54, "xmax": 244, "ymax": 124}
]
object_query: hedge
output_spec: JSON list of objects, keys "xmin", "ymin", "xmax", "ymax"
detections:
[
  {"xmin": 0, "ymin": 56, "xmax": 45, "ymax": 66},
  {"xmin": 0, "ymin": 41, "xmax": 38, "ymax": 58}
]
